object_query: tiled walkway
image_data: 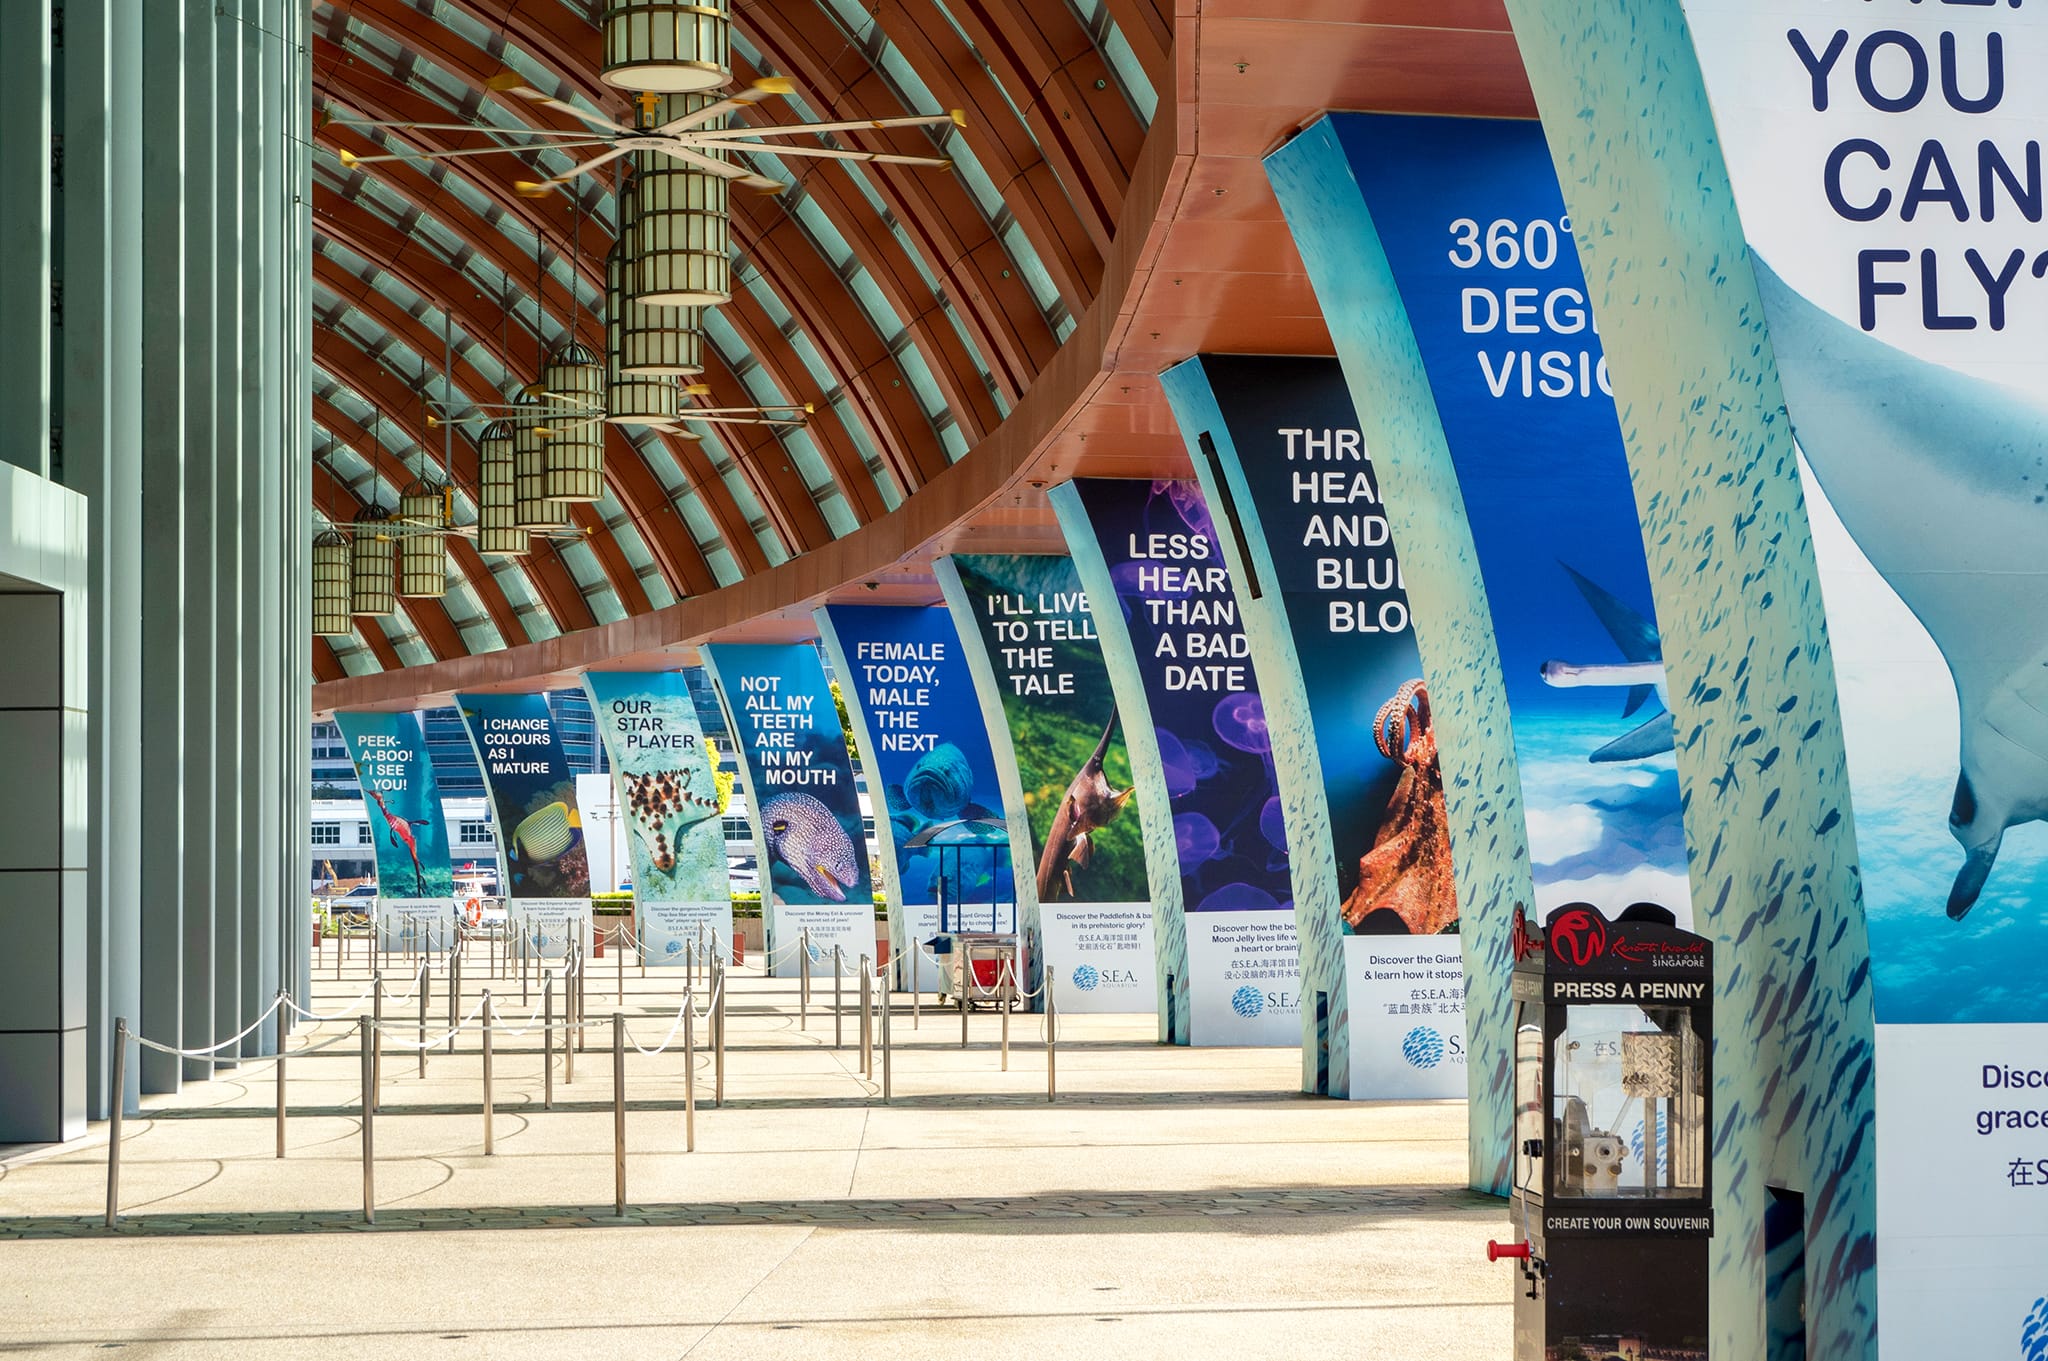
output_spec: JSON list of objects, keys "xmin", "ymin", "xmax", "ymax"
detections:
[{"xmin": 0, "ymin": 945, "xmax": 1510, "ymax": 1359}]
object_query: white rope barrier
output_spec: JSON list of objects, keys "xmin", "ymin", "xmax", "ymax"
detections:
[
  {"xmin": 130, "ymin": 994, "xmax": 288, "ymax": 1058},
  {"xmin": 622, "ymin": 995, "xmax": 694, "ymax": 1057}
]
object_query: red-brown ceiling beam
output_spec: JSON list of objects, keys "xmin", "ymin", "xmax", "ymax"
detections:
[
  {"xmin": 942, "ymin": 2, "xmax": 1143, "ymax": 255},
  {"xmin": 735, "ymin": 0, "xmax": 1066, "ymax": 386},
  {"xmin": 312, "ymin": 390, "xmax": 532, "ymax": 649},
  {"xmin": 315, "ymin": 638, "xmax": 346, "ymax": 683},
  {"xmin": 315, "ymin": 23, "xmax": 893, "ymax": 547},
  {"xmin": 311, "ymin": 196, "xmax": 721, "ymax": 600},
  {"xmin": 1100, "ymin": 0, "xmax": 1172, "ymax": 96},
  {"xmin": 310, "ymin": 326, "xmax": 599, "ymax": 634},
  {"xmin": 313, "ymin": 460, "xmax": 468, "ymax": 662},
  {"xmin": 309, "ymin": 249, "xmax": 653, "ymax": 617}
]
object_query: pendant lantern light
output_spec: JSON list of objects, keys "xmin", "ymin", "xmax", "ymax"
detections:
[
  {"xmin": 313, "ymin": 530, "xmax": 353, "ymax": 635},
  {"xmin": 541, "ymin": 340, "xmax": 607, "ymax": 502},
  {"xmin": 632, "ymin": 96, "xmax": 731, "ymax": 308},
  {"xmin": 601, "ymin": 0, "xmax": 731, "ymax": 95},
  {"xmin": 349, "ymin": 504, "xmax": 397, "ymax": 616},
  {"xmin": 398, "ymin": 477, "xmax": 451, "ymax": 597},
  {"xmin": 476, "ymin": 420, "xmax": 529, "ymax": 555},
  {"xmin": 512, "ymin": 388, "xmax": 571, "ymax": 530},
  {"xmin": 606, "ymin": 240, "xmax": 681, "ymax": 428}
]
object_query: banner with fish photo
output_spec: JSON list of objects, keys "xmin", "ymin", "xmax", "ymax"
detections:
[
  {"xmin": 582, "ymin": 671, "xmax": 731, "ymax": 967},
  {"xmin": 333, "ymin": 710, "xmax": 457, "ymax": 953},
  {"xmin": 934, "ymin": 553, "xmax": 1157, "ymax": 1015},
  {"xmin": 816, "ymin": 604, "xmax": 1013, "ymax": 992},
  {"xmin": 700, "ymin": 643, "xmax": 875, "ymax": 979},
  {"xmin": 1161, "ymin": 355, "xmax": 1462, "ymax": 1098},
  {"xmin": 1049, "ymin": 478, "xmax": 1299, "ymax": 1048},
  {"xmin": 1674, "ymin": 3, "xmax": 2048, "ymax": 1348},
  {"xmin": 454, "ymin": 691, "xmax": 591, "ymax": 958}
]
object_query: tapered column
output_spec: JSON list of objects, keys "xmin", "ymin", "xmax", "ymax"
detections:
[
  {"xmin": 137, "ymin": 0, "xmax": 188, "ymax": 1096},
  {"xmin": 178, "ymin": 0, "xmax": 219, "ymax": 1083},
  {"xmin": 61, "ymin": 0, "xmax": 147, "ymax": 1116},
  {"xmin": 210, "ymin": 0, "xmax": 245, "ymax": 1069}
]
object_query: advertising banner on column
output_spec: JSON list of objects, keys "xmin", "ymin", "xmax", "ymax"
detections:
[
  {"xmin": 935, "ymin": 554, "xmax": 1157, "ymax": 1014},
  {"xmin": 454, "ymin": 691, "xmax": 590, "ymax": 958},
  {"xmin": 1674, "ymin": 5, "xmax": 2048, "ymax": 1349},
  {"xmin": 700, "ymin": 643, "xmax": 874, "ymax": 978},
  {"xmin": 1162, "ymin": 356, "xmax": 1462, "ymax": 1097},
  {"xmin": 583, "ymin": 671, "xmax": 732, "ymax": 967},
  {"xmin": 1050, "ymin": 477, "xmax": 1299, "ymax": 1047},
  {"xmin": 816, "ymin": 605, "xmax": 1013, "ymax": 989},
  {"xmin": 334, "ymin": 710, "xmax": 457, "ymax": 952},
  {"xmin": 1327, "ymin": 115, "xmax": 1695, "ymax": 932}
]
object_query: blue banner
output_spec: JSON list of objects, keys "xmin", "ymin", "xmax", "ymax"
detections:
[
  {"xmin": 1162, "ymin": 356, "xmax": 1462, "ymax": 1098},
  {"xmin": 700, "ymin": 643, "xmax": 875, "ymax": 976},
  {"xmin": 333, "ymin": 711, "xmax": 456, "ymax": 900},
  {"xmin": 454, "ymin": 692, "xmax": 590, "ymax": 958},
  {"xmin": 816, "ymin": 604, "xmax": 1012, "ymax": 989},
  {"xmin": 583, "ymin": 671, "xmax": 731, "ymax": 966},
  {"xmin": 1050, "ymin": 478, "xmax": 1299, "ymax": 1047}
]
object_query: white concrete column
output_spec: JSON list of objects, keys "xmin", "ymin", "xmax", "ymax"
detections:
[{"xmin": 0, "ymin": 1, "xmax": 52, "ymax": 479}]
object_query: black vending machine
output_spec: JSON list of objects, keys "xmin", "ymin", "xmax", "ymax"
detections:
[{"xmin": 1491, "ymin": 902, "xmax": 1714, "ymax": 1360}]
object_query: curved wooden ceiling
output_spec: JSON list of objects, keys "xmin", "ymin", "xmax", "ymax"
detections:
[{"xmin": 312, "ymin": 0, "xmax": 1532, "ymax": 706}]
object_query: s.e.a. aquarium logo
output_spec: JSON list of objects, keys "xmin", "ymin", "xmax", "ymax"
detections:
[
  {"xmin": 1070, "ymin": 964, "xmax": 1138, "ymax": 992},
  {"xmin": 1071, "ymin": 964, "xmax": 1100, "ymax": 992},
  {"xmin": 1400, "ymin": 1026, "xmax": 1465, "ymax": 1071},
  {"xmin": 2022, "ymin": 1295, "xmax": 2047, "ymax": 1361},
  {"xmin": 664, "ymin": 938, "xmax": 683, "ymax": 957},
  {"xmin": 1231, "ymin": 986, "xmax": 1264, "ymax": 1018}
]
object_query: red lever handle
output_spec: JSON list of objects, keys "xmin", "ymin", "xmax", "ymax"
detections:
[{"xmin": 1487, "ymin": 1240, "xmax": 1531, "ymax": 1261}]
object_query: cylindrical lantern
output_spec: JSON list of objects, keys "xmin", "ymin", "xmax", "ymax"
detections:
[
  {"xmin": 313, "ymin": 530, "xmax": 352, "ymax": 635},
  {"xmin": 601, "ymin": 0, "xmax": 731, "ymax": 94},
  {"xmin": 398, "ymin": 477, "xmax": 450, "ymax": 597},
  {"xmin": 608, "ymin": 239, "xmax": 683, "ymax": 427},
  {"xmin": 476, "ymin": 420, "xmax": 529, "ymax": 555},
  {"xmin": 633, "ymin": 153, "xmax": 730, "ymax": 307},
  {"xmin": 541, "ymin": 341, "xmax": 606, "ymax": 503},
  {"xmin": 349, "ymin": 504, "xmax": 397, "ymax": 616},
  {"xmin": 620, "ymin": 302, "xmax": 704, "ymax": 376},
  {"xmin": 512, "ymin": 388, "xmax": 571, "ymax": 530}
]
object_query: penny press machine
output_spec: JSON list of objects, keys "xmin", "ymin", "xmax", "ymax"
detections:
[{"xmin": 1489, "ymin": 903, "xmax": 1715, "ymax": 1359}]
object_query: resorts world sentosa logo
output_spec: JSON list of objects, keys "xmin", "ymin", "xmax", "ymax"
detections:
[
  {"xmin": 1402, "ymin": 1027, "xmax": 1447, "ymax": 1070},
  {"xmin": 1231, "ymin": 985, "xmax": 1264, "ymax": 1019},
  {"xmin": 1071, "ymin": 964, "xmax": 1100, "ymax": 992}
]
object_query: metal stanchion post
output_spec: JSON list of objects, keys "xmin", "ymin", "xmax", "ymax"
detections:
[
  {"xmin": 859, "ymin": 953, "xmax": 872, "ymax": 1077},
  {"xmin": 834, "ymin": 946, "xmax": 844, "ymax": 1050},
  {"xmin": 105, "ymin": 1019, "xmax": 127, "ymax": 1227},
  {"xmin": 912, "ymin": 946, "xmax": 921, "ymax": 1031},
  {"xmin": 799, "ymin": 931, "xmax": 810, "ymax": 1029},
  {"xmin": 521, "ymin": 925, "xmax": 530, "ymax": 1005},
  {"xmin": 684, "ymin": 988, "xmax": 696, "ymax": 1153},
  {"xmin": 566, "ymin": 954, "xmax": 578, "ymax": 1086},
  {"xmin": 482, "ymin": 990, "xmax": 495, "ymax": 1155},
  {"xmin": 418, "ymin": 964, "xmax": 429, "ymax": 1080},
  {"xmin": 1001, "ymin": 962, "xmax": 1010, "ymax": 1072},
  {"xmin": 713, "ymin": 959, "xmax": 726, "ymax": 1108},
  {"xmin": 336, "ymin": 919, "xmax": 343, "ymax": 980},
  {"xmin": 613, "ymin": 1012, "xmax": 627, "ymax": 1216},
  {"xmin": 371, "ymin": 973, "xmax": 384, "ymax": 1112},
  {"xmin": 544, "ymin": 978, "xmax": 555, "ymax": 1110},
  {"xmin": 275, "ymin": 995, "xmax": 288, "ymax": 1159},
  {"xmin": 450, "ymin": 949, "xmax": 461, "ymax": 1054},
  {"xmin": 616, "ymin": 921, "xmax": 624, "ymax": 1003},
  {"xmin": 960, "ymin": 964, "xmax": 970, "ymax": 1049},
  {"xmin": 359, "ymin": 1016, "xmax": 376, "ymax": 1223},
  {"xmin": 1046, "ymin": 974, "xmax": 1057, "ymax": 1103},
  {"xmin": 881, "ymin": 974, "xmax": 893, "ymax": 1104}
]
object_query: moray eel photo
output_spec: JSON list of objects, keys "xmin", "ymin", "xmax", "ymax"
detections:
[
  {"xmin": 761, "ymin": 792, "xmax": 861, "ymax": 901},
  {"xmin": 1035, "ymin": 711, "xmax": 1136, "ymax": 901}
]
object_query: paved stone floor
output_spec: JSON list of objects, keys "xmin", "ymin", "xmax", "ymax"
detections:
[{"xmin": 0, "ymin": 941, "xmax": 1511, "ymax": 1358}]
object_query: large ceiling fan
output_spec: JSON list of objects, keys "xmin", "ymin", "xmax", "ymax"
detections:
[{"xmin": 331, "ymin": 75, "xmax": 963, "ymax": 198}]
